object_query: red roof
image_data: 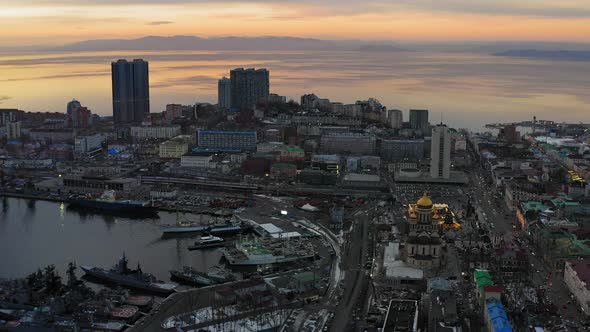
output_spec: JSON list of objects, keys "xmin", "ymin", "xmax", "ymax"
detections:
[{"xmin": 484, "ymin": 285, "xmax": 503, "ymax": 293}]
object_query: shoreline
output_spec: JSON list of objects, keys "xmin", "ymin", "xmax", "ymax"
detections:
[{"xmin": 0, "ymin": 192, "xmax": 234, "ymax": 216}]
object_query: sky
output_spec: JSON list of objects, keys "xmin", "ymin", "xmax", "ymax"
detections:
[{"xmin": 2, "ymin": 0, "xmax": 590, "ymax": 46}]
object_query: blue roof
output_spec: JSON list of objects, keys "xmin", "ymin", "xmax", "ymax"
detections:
[
  {"xmin": 198, "ymin": 130, "xmax": 256, "ymax": 135},
  {"xmin": 486, "ymin": 301, "xmax": 512, "ymax": 332}
]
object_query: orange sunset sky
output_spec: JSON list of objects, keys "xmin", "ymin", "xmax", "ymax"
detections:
[{"xmin": 2, "ymin": 0, "xmax": 590, "ymax": 46}]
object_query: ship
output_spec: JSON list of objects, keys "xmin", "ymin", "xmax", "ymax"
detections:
[
  {"xmin": 161, "ymin": 214, "xmax": 248, "ymax": 235},
  {"xmin": 169, "ymin": 266, "xmax": 234, "ymax": 287},
  {"xmin": 187, "ymin": 235, "xmax": 225, "ymax": 250},
  {"xmin": 81, "ymin": 254, "xmax": 176, "ymax": 295},
  {"xmin": 220, "ymin": 236, "xmax": 315, "ymax": 266},
  {"xmin": 68, "ymin": 190, "xmax": 158, "ymax": 216}
]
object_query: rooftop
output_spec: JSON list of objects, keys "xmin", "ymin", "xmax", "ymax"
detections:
[
  {"xmin": 343, "ymin": 173, "xmax": 381, "ymax": 182},
  {"xmin": 568, "ymin": 259, "xmax": 590, "ymax": 289},
  {"xmin": 486, "ymin": 300, "xmax": 513, "ymax": 332}
]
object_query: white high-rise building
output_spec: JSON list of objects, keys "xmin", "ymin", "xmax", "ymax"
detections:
[
  {"xmin": 430, "ymin": 124, "xmax": 451, "ymax": 179},
  {"xmin": 388, "ymin": 110, "xmax": 403, "ymax": 129},
  {"xmin": 218, "ymin": 77, "xmax": 231, "ymax": 109}
]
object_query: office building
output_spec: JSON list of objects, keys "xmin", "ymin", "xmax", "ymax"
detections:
[
  {"xmin": 430, "ymin": 124, "xmax": 452, "ymax": 179},
  {"xmin": 181, "ymin": 151, "xmax": 216, "ymax": 168},
  {"xmin": 130, "ymin": 125, "xmax": 180, "ymax": 139},
  {"xmin": 165, "ymin": 104, "xmax": 183, "ymax": 123},
  {"xmin": 74, "ymin": 134, "xmax": 104, "ymax": 157},
  {"xmin": 111, "ymin": 59, "xmax": 150, "ymax": 124},
  {"xmin": 409, "ymin": 109, "xmax": 429, "ymax": 133},
  {"xmin": 230, "ymin": 68, "xmax": 269, "ymax": 110},
  {"xmin": 320, "ymin": 133, "xmax": 376, "ymax": 155},
  {"xmin": 380, "ymin": 139, "xmax": 425, "ymax": 161},
  {"xmin": 197, "ymin": 130, "xmax": 257, "ymax": 152},
  {"xmin": 159, "ymin": 135, "xmax": 193, "ymax": 159},
  {"xmin": 218, "ymin": 77, "xmax": 231, "ymax": 109}
]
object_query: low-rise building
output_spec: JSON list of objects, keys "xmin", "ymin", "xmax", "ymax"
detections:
[
  {"xmin": 269, "ymin": 163, "xmax": 297, "ymax": 180},
  {"xmin": 74, "ymin": 134, "xmax": 104, "ymax": 157},
  {"xmin": 564, "ymin": 258, "xmax": 590, "ymax": 315},
  {"xmin": 320, "ymin": 133, "xmax": 376, "ymax": 155},
  {"xmin": 484, "ymin": 299, "xmax": 513, "ymax": 332},
  {"xmin": 180, "ymin": 151, "xmax": 216, "ymax": 168},
  {"xmin": 130, "ymin": 125, "xmax": 181, "ymax": 139},
  {"xmin": 197, "ymin": 130, "xmax": 257, "ymax": 152},
  {"xmin": 159, "ymin": 135, "xmax": 193, "ymax": 159}
]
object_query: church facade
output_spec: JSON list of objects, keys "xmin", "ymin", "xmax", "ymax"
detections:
[{"xmin": 405, "ymin": 193, "xmax": 445, "ymax": 268}]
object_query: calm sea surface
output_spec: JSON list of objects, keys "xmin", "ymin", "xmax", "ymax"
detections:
[
  {"xmin": 0, "ymin": 197, "xmax": 220, "ymax": 280},
  {"xmin": 0, "ymin": 50, "xmax": 588, "ymax": 131}
]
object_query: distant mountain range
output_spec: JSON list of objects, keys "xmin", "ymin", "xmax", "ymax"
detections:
[
  {"xmin": 47, "ymin": 35, "xmax": 407, "ymax": 52},
  {"xmin": 494, "ymin": 49, "xmax": 590, "ymax": 61}
]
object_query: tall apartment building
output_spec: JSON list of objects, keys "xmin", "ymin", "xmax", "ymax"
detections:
[
  {"xmin": 165, "ymin": 104, "xmax": 183, "ymax": 123},
  {"xmin": 0, "ymin": 109, "xmax": 22, "ymax": 126},
  {"xmin": 73, "ymin": 107, "xmax": 91, "ymax": 128},
  {"xmin": 409, "ymin": 109, "xmax": 429, "ymax": 133},
  {"xmin": 430, "ymin": 124, "xmax": 451, "ymax": 179},
  {"xmin": 6, "ymin": 121, "xmax": 21, "ymax": 139},
  {"xmin": 388, "ymin": 109, "xmax": 403, "ymax": 129},
  {"xmin": 320, "ymin": 133, "xmax": 376, "ymax": 155},
  {"xmin": 112, "ymin": 59, "xmax": 150, "ymax": 124},
  {"xmin": 218, "ymin": 77, "xmax": 231, "ymax": 109},
  {"xmin": 67, "ymin": 99, "xmax": 81, "ymax": 125},
  {"xmin": 230, "ymin": 68, "xmax": 269, "ymax": 110},
  {"xmin": 197, "ymin": 130, "xmax": 257, "ymax": 152}
]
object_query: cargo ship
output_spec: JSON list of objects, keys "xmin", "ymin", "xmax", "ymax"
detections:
[
  {"xmin": 169, "ymin": 266, "xmax": 234, "ymax": 286},
  {"xmin": 68, "ymin": 190, "xmax": 158, "ymax": 216},
  {"xmin": 81, "ymin": 254, "xmax": 176, "ymax": 295}
]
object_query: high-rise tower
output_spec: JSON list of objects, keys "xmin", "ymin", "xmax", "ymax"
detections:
[
  {"xmin": 111, "ymin": 59, "xmax": 150, "ymax": 124},
  {"xmin": 230, "ymin": 68, "xmax": 269, "ymax": 110},
  {"xmin": 430, "ymin": 123, "xmax": 451, "ymax": 179}
]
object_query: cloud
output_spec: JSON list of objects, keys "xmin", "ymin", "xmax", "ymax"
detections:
[
  {"xmin": 8, "ymin": 0, "xmax": 590, "ymax": 18},
  {"xmin": 0, "ymin": 96, "xmax": 11, "ymax": 104},
  {"xmin": 147, "ymin": 20, "xmax": 173, "ymax": 25}
]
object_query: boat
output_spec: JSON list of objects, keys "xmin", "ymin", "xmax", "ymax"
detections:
[
  {"xmin": 81, "ymin": 254, "xmax": 176, "ymax": 295},
  {"xmin": 160, "ymin": 212, "xmax": 210, "ymax": 234},
  {"xmin": 169, "ymin": 266, "xmax": 234, "ymax": 286},
  {"xmin": 187, "ymin": 235, "xmax": 225, "ymax": 250},
  {"xmin": 161, "ymin": 214, "xmax": 248, "ymax": 235},
  {"xmin": 68, "ymin": 190, "xmax": 157, "ymax": 216}
]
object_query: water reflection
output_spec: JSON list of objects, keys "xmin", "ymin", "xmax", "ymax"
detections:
[
  {"xmin": 0, "ymin": 50, "xmax": 588, "ymax": 130},
  {"xmin": 0, "ymin": 198, "xmax": 220, "ymax": 280}
]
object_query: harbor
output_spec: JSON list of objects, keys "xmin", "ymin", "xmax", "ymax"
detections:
[{"xmin": 0, "ymin": 197, "xmax": 221, "ymax": 281}]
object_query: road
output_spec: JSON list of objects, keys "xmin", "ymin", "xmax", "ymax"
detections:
[{"xmin": 331, "ymin": 209, "xmax": 371, "ymax": 332}]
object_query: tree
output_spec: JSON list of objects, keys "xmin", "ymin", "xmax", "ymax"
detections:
[{"xmin": 67, "ymin": 262, "xmax": 78, "ymax": 288}]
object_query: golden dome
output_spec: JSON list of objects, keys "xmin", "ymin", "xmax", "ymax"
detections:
[{"xmin": 417, "ymin": 193, "xmax": 433, "ymax": 207}]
